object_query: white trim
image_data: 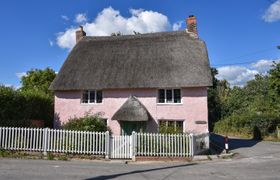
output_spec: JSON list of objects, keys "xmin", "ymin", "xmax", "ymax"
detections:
[{"xmin": 157, "ymin": 103, "xmax": 183, "ymax": 105}]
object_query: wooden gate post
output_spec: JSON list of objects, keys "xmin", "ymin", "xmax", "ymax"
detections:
[
  {"xmin": 131, "ymin": 131, "xmax": 136, "ymax": 161},
  {"xmin": 190, "ymin": 133, "xmax": 195, "ymax": 156},
  {"xmin": 43, "ymin": 128, "xmax": 49, "ymax": 156},
  {"xmin": 105, "ymin": 131, "xmax": 110, "ymax": 160}
]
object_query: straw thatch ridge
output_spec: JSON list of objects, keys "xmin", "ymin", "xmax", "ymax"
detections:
[
  {"xmin": 112, "ymin": 96, "xmax": 150, "ymax": 121},
  {"xmin": 50, "ymin": 30, "xmax": 212, "ymax": 90}
]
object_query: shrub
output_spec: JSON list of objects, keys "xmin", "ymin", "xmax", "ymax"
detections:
[
  {"xmin": 62, "ymin": 113, "xmax": 107, "ymax": 132},
  {"xmin": 214, "ymin": 111, "xmax": 280, "ymax": 138}
]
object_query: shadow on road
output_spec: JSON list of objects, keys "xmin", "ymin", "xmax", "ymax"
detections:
[
  {"xmin": 211, "ymin": 133, "xmax": 260, "ymax": 152},
  {"xmin": 84, "ymin": 163, "xmax": 196, "ymax": 180}
]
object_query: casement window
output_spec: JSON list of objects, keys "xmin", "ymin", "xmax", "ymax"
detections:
[
  {"xmin": 159, "ymin": 120, "xmax": 184, "ymax": 133},
  {"xmin": 81, "ymin": 90, "xmax": 103, "ymax": 104},
  {"xmin": 158, "ymin": 89, "xmax": 181, "ymax": 103}
]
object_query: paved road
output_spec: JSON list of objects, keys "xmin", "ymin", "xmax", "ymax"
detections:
[{"xmin": 0, "ymin": 137, "xmax": 280, "ymax": 180}]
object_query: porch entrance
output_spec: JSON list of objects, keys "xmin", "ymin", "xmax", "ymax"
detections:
[{"xmin": 120, "ymin": 121, "xmax": 146, "ymax": 135}]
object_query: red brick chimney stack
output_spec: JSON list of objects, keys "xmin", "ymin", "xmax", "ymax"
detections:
[
  {"xmin": 186, "ymin": 15, "xmax": 198, "ymax": 36},
  {"xmin": 76, "ymin": 26, "xmax": 86, "ymax": 43}
]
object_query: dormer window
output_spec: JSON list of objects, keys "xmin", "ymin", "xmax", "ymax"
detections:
[
  {"xmin": 158, "ymin": 89, "xmax": 181, "ymax": 104},
  {"xmin": 81, "ymin": 90, "xmax": 103, "ymax": 104}
]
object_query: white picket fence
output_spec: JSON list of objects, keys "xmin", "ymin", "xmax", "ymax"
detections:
[
  {"xmin": 0, "ymin": 127, "xmax": 108, "ymax": 155},
  {"xmin": 0, "ymin": 127, "xmax": 209, "ymax": 159},
  {"xmin": 134, "ymin": 132, "xmax": 193, "ymax": 157}
]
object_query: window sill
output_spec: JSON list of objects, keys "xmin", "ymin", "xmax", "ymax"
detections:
[
  {"xmin": 80, "ymin": 103, "xmax": 103, "ymax": 106},
  {"xmin": 157, "ymin": 103, "xmax": 183, "ymax": 106}
]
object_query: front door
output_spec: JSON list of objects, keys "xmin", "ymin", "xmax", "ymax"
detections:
[{"xmin": 121, "ymin": 121, "xmax": 146, "ymax": 135}]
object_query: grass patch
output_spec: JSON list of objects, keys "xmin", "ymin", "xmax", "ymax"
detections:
[
  {"xmin": 47, "ymin": 153, "xmax": 55, "ymax": 160},
  {"xmin": 0, "ymin": 149, "xmax": 11, "ymax": 157},
  {"xmin": 57, "ymin": 155, "xmax": 68, "ymax": 161}
]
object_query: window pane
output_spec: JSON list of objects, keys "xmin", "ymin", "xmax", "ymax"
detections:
[
  {"xmin": 166, "ymin": 89, "xmax": 173, "ymax": 103},
  {"xmin": 174, "ymin": 89, "xmax": 181, "ymax": 103},
  {"xmin": 175, "ymin": 121, "xmax": 183, "ymax": 133},
  {"xmin": 96, "ymin": 90, "xmax": 103, "ymax": 103},
  {"xmin": 89, "ymin": 91, "xmax": 95, "ymax": 103},
  {"xmin": 82, "ymin": 91, "xmax": 88, "ymax": 103},
  {"xmin": 158, "ymin": 89, "xmax": 165, "ymax": 103},
  {"xmin": 168, "ymin": 121, "xmax": 175, "ymax": 128}
]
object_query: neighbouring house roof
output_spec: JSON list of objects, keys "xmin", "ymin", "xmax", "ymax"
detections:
[
  {"xmin": 50, "ymin": 30, "xmax": 212, "ymax": 90},
  {"xmin": 112, "ymin": 96, "xmax": 150, "ymax": 121}
]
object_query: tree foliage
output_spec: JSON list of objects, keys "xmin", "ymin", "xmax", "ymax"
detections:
[
  {"xmin": 0, "ymin": 68, "xmax": 56, "ymax": 127},
  {"xmin": 21, "ymin": 68, "xmax": 56, "ymax": 96},
  {"xmin": 211, "ymin": 62, "xmax": 280, "ymax": 139}
]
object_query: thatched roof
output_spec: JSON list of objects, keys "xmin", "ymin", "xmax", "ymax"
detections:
[
  {"xmin": 50, "ymin": 30, "xmax": 212, "ymax": 90},
  {"xmin": 112, "ymin": 96, "xmax": 150, "ymax": 121}
]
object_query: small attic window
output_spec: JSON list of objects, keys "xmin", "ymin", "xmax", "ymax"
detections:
[{"xmin": 81, "ymin": 90, "xmax": 103, "ymax": 104}]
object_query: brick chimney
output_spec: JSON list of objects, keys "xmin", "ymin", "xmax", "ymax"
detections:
[
  {"xmin": 186, "ymin": 15, "xmax": 198, "ymax": 36},
  {"xmin": 76, "ymin": 26, "xmax": 86, "ymax": 43}
]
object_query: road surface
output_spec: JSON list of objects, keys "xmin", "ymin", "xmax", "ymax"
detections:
[{"xmin": 0, "ymin": 136, "xmax": 279, "ymax": 180}]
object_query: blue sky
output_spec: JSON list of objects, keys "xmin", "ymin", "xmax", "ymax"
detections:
[{"xmin": 0, "ymin": 0, "xmax": 279, "ymax": 87}]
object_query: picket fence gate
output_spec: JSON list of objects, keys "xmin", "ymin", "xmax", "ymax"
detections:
[{"xmin": 0, "ymin": 127, "xmax": 209, "ymax": 159}]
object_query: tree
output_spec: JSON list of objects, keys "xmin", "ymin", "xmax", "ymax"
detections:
[
  {"xmin": 208, "ymin": 68, "xmax": 222, "ymax": 131},
  {"xmin": 213, "ymin": 62, "xmax": 280, "ymax": 138},
  {"xmin": 268, "ymin": 62, "xmax": 280, "ymax": 114},
  {"xmin": 21, "ymin": 68, "xmax": 56, "ymax": 96}
]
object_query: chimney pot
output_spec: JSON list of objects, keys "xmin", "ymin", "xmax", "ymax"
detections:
[
  {"xmin": 186, "ymin": 15, "xmax": 198, "ymax": 36},
  {"xmin": 76, "ymin": 26, "xmax": 86, "ymax": 43}
]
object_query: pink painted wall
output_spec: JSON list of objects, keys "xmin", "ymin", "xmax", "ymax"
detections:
[{"xmin": 54, "ymin": 88, "xmax": 209, "ymax": 135}]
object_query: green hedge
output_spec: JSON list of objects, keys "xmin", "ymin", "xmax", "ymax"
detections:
[
  {"xmin": 0, "ymin": 86, "xmax": 53, "ymax": 127},
  {"xmin": 214, "ymin": 111, "xmax": 280, "ymax": 139}
]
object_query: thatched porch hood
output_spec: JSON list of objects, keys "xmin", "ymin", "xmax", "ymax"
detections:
[
  {"xmin": 49, "ymin": 30, "xmax": 212, "ymax": 90},
  {"xmin": 112, "ymin": 96, "xmax": 150, "ymax": 121}
]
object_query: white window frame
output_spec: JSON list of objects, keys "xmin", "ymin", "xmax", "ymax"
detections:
[
  {"xmin": 157, "ymin": 88, "xmax": 182, "ymax": 104},
  {"xmin": 81, "ymin": 90, "xmax": 103, "ymax": 104}
]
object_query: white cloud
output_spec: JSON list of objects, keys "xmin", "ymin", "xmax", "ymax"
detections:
[
  {"xmin": 61, "ymin": 15, "xmax": 69, "ymax": 21},
  {"xmin": 57, "ymin": 7, "xmax": 179, "ymax": 49},
  {"xmin": 216, "ymin": 59, "xmax": 279, "ymax": 87},
  {"xmin": 75, "ymin": 13, "xmax": 87, "ymax": 23},
  {"xmin": 263, "ymin": 0, "xmax": 280, "ymax": 22},
  {"xmin": 172, "ymin": 21, "xmax": 183, "ymax": 31},
  {"xmin": 250, "ymin": 59, "xmax": 279, "ymax": 73},
  {"xmin": 16, "ymin": 72, "xmax": 26, "ymax": 79},
  {"xmin": 217, "ymin": 66, "xmax": 258, "ymax": 87}
]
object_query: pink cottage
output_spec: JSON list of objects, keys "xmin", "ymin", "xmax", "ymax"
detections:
[{"xmin": 49, "ymin": 15, "xmax": 212, "ymax": 135}]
